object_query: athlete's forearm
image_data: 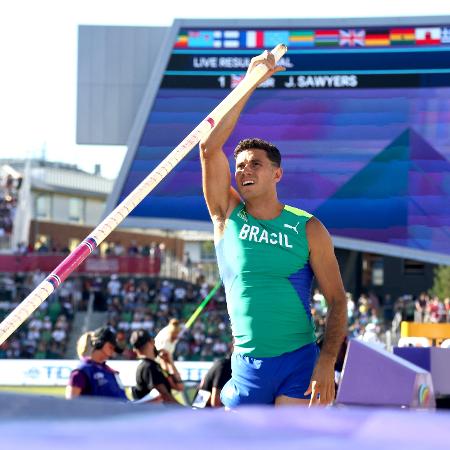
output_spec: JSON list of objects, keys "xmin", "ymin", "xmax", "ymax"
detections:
[
  {"xmin": 202, "ymin": 50, "xmax": 283, "ymax": 154},
  {"xmin": 320, "ymin": 297, "xmax": 347, "ymax": 363},
  {"xmin": 200, "ymin": 87, "xmax": 255, "ymax": 155}
]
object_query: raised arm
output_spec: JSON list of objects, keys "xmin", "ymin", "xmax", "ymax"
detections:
[
  {"xmin": 199, "ymin": 50, "xmax": 285, "ymax": 238},
  {"xmin": 305, "ymin": 217, "xmax": 348, "ymax": 406}
]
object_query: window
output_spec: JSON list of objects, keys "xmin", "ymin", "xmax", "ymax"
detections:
[
  {"xmin": 403, "ymin": 259, "xmax": 425, "ymax": 275},
  {"xmin": 35, "ymin": 194, "xmax": 51, "ymax": 219},
  {"xmin": 68, "ymin": 238, "xmax": 80, "ymax": 252},
  {"xmin": 69, "ymin": 198, "xmax": 84, "ymax": 223},
  {"xmin": 371, "ymin": 259, "xmax": 384, "ymax": 286},
  {"xmin": 200, "ymin": 241, "xmax": 215, "ymax": 260},
  {"xmin": 362, "ymin": 253, "xmax": 384, "ymax": 287}
]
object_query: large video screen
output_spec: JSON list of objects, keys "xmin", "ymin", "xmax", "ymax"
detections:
[{"xmin": 112, "ymin": 22, "xmax": 450, "ymax": 263}]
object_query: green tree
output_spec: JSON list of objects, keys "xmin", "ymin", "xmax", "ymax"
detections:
[{"xmin": 430, "ymin": 265, "xmax": 450, "ymax": 299}]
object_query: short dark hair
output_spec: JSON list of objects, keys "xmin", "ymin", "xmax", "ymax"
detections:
[
  {"xmin": 234, "ymin": 138, "xmax": 281, "ymax": 167},
  {"xmin": 130, "ymin": 329, "xmax": 154, "ymax": 350}
]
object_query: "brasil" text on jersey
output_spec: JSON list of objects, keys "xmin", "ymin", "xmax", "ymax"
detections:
[{"xmin": 238, "ymin": 224, "xmax": 293, "ymax": 248}]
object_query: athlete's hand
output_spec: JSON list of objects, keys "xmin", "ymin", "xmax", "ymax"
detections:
[
  {"xmin": 304, "ymin": 355, "xmax": 336, "ymax": 407},
  {"xmin": 246, "ymin": 50, "xmax": 285, "ymax": 83}
]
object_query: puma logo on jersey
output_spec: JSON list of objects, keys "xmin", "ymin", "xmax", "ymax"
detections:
[
  {"xmin": 237, "ymin": 208, "xmax": 248, "ymax": 222},
  {"xmin": 239, "ymin": 224, "xmax": 293, "ymax": 248},
  {"xmin": 284, "ymin": 222, "xmax": 299, "ymax": 234}
]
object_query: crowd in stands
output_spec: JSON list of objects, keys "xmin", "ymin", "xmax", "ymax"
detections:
[
  {"xmin": 0, "ymin": 271, "xmax": 75, "ymax": 358},
  {"xmin": 0, "ymin": 270, "xmax": 449, "ymax": 360},
  {"xmin": 0, "ymin": 272, "xmax": 231, "ymax": 361},
  {"xmin": 312, "ymin": 289, "xmax": 450, "ymax": 347},
  {"xmin": 0, "ymin": 172, "xmax": 21, "ymax": 247},
  {"xmin": 15, "ymin": 239, "xmax": 165, "ymax": 258},
  {"xmin": 104, "ymin": 275, "xmax": 231, "ymax": 361}
]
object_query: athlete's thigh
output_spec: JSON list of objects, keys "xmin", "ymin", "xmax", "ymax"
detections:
[
  {"xmin": 275, "ymin": 342, "xmax": 319, "ymax": 400},
  {"xmin": 220, "ymin": 353, "xmax": 275, "ymax": 407}
]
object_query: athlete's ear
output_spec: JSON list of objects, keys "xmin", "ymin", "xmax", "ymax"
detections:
[{"xmin": 274, "ymin": 166, "xmax": 283, "ymax": 183}]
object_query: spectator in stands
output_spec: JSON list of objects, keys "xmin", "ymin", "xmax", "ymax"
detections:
[
  {"xmin": 129, "ymin": 329, "xmax": 182, "ymax": 403},
  {"xmin": 159, "ymin": 280, "xmax": 173, "ymax": 302},
  {"xmin": 428, "ymin": 296, "xmax": 444, "ymax": 323},
  {"xmin": 141, "ymin": 243, "xmax": 150, "ymax": 256},
  {"xmin": 127, "ymin": 240, "xmax": 139, "ymax": 256},
  {"xmin": 31, "ymin": 270, "xmax": 45, "ymax": 288},
  {"xmin": 174, "ymin": 284, "xmax": 187, "ymax": 302},
  {"xmin": 346, "ymin": 292, "xmax": 355, "ymax": 320},
  {"xmin": 36, "ymin": 239, "xmax": 49, "ymax": 253},
  {"xmin": 444, "ymin": 298, "xmax": 450, "ymax": 322},
  {"xmin": 14, "ymin": 241, "xmax": 27, "ymax": 255},
  {"xmin": 358, "ymin": 323, "xmax": 384, "ymax": 347},
  {"xmin": 368, "ymin": 291, "xmax": 380, "ymax": 314},
  {"xmin": 107, "ymin": 274, "xmax": 122, "ymax": 297},
  {"xmin": 91, "ymin": 276, "xmax": 106, "ymax": 311},
  {"xmin": 114, "ymin": 241, "xmax": 125, "ymax": 256},
  {"xmin": 149, "ymin": 242, "xmax": 159, "ymax": 258},
  {"xmin": 415, "ymin": 292, "xmax": 429, "ymax": 323},
  {"xmin": 66, "ymin": 326, "xmax": 127, "ymax": 400},
  {"xmin": 51, "ymin": 324, "xmax": 67, "ymax": 344},
  {"xmin": 382, "ymin": 294, "xmax": 395, "ymax": 325}
]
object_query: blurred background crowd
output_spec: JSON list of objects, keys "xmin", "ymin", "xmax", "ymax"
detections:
[{"xmin": 1, "ymin": 270, "xmax": 448, "ymax": 361}]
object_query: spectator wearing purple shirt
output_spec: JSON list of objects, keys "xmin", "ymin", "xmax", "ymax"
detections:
[{"xmin": 66, "ymin": 326, "xmax": 127, "ymax": 400}]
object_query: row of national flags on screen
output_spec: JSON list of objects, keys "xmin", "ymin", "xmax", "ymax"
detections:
[{"xmin": 174, "ymin": 27, "xmax": 450, "ymax": 49}]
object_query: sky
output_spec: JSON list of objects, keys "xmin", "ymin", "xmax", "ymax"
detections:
[{"xmin": 1, "ymin": 0, "xmax": 450, "ymax": 179}]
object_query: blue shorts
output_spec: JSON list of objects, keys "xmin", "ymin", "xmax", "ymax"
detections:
[{"xmin": 220, "ymin": 342, "xmax": 319, "ymax": 407}]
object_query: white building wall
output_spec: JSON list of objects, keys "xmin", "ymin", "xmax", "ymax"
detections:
[
  {"xmin": 85, "ymin": 199, "xmax": 105, "ymax": 225},
  {"xmin": 51, "ymin": 195, "xmax": 71, "ymax": 222}
]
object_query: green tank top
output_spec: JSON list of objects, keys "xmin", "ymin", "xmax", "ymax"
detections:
[{"xmin": 215, "ymin": 203, "xmax": 316, "ymax": 357}]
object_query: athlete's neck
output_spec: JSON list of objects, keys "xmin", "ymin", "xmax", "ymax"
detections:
[{"xmin": 245, "ymin": 200, "xmax": 284, "ymax": 220}]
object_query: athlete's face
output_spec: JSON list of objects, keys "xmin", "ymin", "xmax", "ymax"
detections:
[{"xmin": 235, "ymin": 149, "xmax": 282, "ymax": 200}]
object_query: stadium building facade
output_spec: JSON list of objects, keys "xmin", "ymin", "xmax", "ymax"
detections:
[{"xmin": 0, "ymin": 158, "xmax": 186, "ymax": 264}]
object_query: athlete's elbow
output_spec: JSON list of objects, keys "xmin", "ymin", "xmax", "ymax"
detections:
[
  {"xmin": 199, "ymin": 137, "xmax": 210, "ymax": 154},
  {"xmin": 199, "ymin": 138, "xmax": 219, "ymax": 160}
]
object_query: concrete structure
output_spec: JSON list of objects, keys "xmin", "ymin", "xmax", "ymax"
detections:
[
  {"xmin": 77, "ymin": 25, "xmax": 169, "ymax": 146},
  {"xmin": 0, "ymin": 159, "xmax": 187, "ymax": 261}
]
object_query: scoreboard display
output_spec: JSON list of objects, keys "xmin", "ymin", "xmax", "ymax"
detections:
[
  {"xmin": 112, "ymin": 22, "xmax": 450, "ymax": 263},
  {"xmin": 163, "ymin": 44, "xmax": 450, "ymax": 90}
]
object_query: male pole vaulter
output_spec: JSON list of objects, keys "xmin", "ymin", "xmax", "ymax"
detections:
[{"xmin": 199, "ymin": 49, "xmax": 347, "ymax": 407}]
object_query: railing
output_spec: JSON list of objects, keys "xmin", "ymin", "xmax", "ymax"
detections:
[
  {"xmin": 159, "ymin": 254, "xmax": 219, "ymax": 285},
  {"xmin": 0, "ymin": 252, "xmax": 220, "ymax": 284},
  {"xmin": 0, "ymin": 253, "xmax": 161, "ymax": 275}
]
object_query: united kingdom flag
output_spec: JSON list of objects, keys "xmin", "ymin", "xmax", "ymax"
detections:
[
  {"xmin": 440, "ymin": 27, "xmax": 450, "ymax": 44},
  {"xmin": 230, "ymin": 74, "xmax": 245, "ymax": 89},
  {"xmin": 339, "ymin": 29, "xmax": 366, "ymax": 47}
]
